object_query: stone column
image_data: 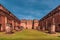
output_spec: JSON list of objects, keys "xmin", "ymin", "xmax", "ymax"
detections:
[
  {"xmin": 5, "ymin": 16, "xmax": 7, "ymax": 28},
  {"xmin": 49, "ymin": 18, "xmax": 56, "ymax": 34},
  {"xmin": 16, "ymin": 22, "xmax": 17, "ymax": 26},
  {"xmin": 42, "ymin": 22, "xmax": 45, "ymax": 31},
  {"xmin": 46, "ymin": 21, "xmax": 47, "ymax": 30},
  {"xmin": 1, "ymin": 16, "xmax": 5, "ymax": 31},
  {"xmin": 42, "ymin": 26, "xmax": 45, "ymax": 31},
  {"xmin": 15, "ymin": 22, "xmax": 17, "ymax": 31},
  {"xmin": 12, "ymin": 20, "xmax": 14, "ymax": 30}
]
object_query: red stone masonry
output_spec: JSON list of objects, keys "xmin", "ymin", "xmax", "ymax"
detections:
[
  {"xmin": 2, "ymin": 4, "xmax": 60, "ymax": 34},
  {"xmin": 33, "ymin": 19, "xmax": 39, "ymax": 29},
  {"xmin": 20, "ymin": 19, "xmax": 27, "ymax": 29},
  {"xmin": 39, "ymin": 5, "xmax": 60, "ymax": 34},
  {"xmin": 20, "ymin": 19, "xmax": 39, "ymax": 29},
  {"xmin": 0, "ymin": 4, "xmax": 20, "ymax": 32},
  {"xmin": 0, "ymin": 4, "xmax": 39, "ymax": 31}
]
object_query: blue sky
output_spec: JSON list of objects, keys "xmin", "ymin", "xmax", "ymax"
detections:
[{"xmin": 0, "ymin": 0, "xmax": 60, "ymax": 20}]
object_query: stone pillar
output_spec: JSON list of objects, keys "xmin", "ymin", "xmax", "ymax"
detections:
[
  {"xmin": 42, "ymin": 26, "xmax": 45, "ymax": 31},
  {"xmin": 16, "ymin": 22, "xmax": 18, "ymax": 26},
  {"xmin": 50, "ymin": 24, "xmax": 56, "ymax": 34},
  {"xmin": 5, "ymin": 16, "xmax": 7, "ymax": 28},
  {"xmin": 12, "ymin": 20, "xmax": 14, "ymax": 30},
  {"xmin": 15, "ymin": 22, "xmax": 18, "ymax": 31},
  {"xmin": 1, "ymin": 16, "xmax": 5, "ymax": 31},
  {"xmin": 49, "ymin": 18, "xmax": 56, "ymax": 34},
  {"xmin": 46, "ymin": 21, "xmax": 47, "ymax": 30},
  {"xmin": 42, "ymin": 22, "xmax": 45, "ymax": 31}
]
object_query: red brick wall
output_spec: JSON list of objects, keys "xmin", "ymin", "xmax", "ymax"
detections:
[
  {"xmin": 33, "ymin": 20, "xmax": 39, "ymax": 29},
  {"xmin": 26, "ymin": 20, "xmax": 33, "ymax": 29}
]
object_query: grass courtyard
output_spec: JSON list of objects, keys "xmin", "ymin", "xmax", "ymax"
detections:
[{"xmin": 0, "ymin": 29, "xmax": 60, "ymax": 40}]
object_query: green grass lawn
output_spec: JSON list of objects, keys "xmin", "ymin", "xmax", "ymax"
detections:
[{"xmin": 0, "ymin": 29, "xmax": 60, "ymax": 40}]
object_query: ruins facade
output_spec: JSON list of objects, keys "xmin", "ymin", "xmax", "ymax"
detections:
[
  {"xmin": 0, "ymin": 4, "xmax": 20, "ymax": 32},
  {"xmin": 39, "ymin": 5, "xmax": 60, "ymax": 33},
  {"xmin": 1, "ymin": 4, "xmax": 60, "ymax": 34},
  {"xmin": 20, "ymin": 19, "xmax": 39, "ymax": 29}
]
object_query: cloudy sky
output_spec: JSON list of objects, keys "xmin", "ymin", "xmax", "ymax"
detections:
[{"xmin": 0, "ymin": 0, "xmax": 60, "ymax": 20}]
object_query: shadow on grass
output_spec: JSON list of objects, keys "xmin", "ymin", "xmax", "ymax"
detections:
[{"xmin": 5, "ymin": 32, "xmax": 14, "ymax": 34}]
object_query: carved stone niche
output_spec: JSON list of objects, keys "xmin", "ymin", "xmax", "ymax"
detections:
[{"xmin": 5, "ymin": 23, "xmax": 13, "ymax": 34}]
